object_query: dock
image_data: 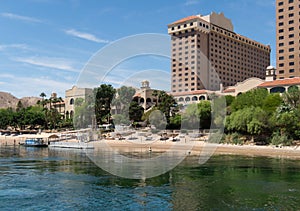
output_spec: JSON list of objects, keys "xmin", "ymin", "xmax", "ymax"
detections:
[{"xmin": 49, "ymin": 141, "xmax": 94, "ymax": 149}]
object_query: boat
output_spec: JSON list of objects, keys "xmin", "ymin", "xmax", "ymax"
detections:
[
  {"xmin": 23, "ymin": 138, "xmax": 48, "ymax": 147},
  {"xmin": 49, "ymin": 141, "xmax": 94, "ymax": 149}
]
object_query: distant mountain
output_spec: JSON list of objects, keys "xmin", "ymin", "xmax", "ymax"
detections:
[{"xmin": 0, "ymin": 91, "xmax": 41, "ymax": 109}]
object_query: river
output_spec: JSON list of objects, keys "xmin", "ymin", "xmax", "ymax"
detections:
[{"xmin": 1, "ymin": 146, "xmax": 300, "ymax": 210}]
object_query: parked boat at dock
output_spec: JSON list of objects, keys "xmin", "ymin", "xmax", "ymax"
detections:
[{"xmin": 23, "ymin": 138, "xmax": 48, "ymax": 147}]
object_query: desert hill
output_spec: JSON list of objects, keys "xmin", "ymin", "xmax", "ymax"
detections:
[{"xmin": 0, "ymin": 91, "xmax": 41, "ymax": 109}]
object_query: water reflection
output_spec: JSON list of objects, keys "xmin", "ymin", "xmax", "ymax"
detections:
[{"xmin": 1, "ymin": 146, "xmax": 300, "ymax": 210}]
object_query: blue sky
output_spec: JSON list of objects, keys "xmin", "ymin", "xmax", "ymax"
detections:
[{"xmin": 0, "ymin": 0, "xmax": 275, "ymax": 98}]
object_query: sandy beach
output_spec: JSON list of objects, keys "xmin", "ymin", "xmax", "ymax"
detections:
[
  {"xmin": 2, "ymin": 134, "xmax": 300, "ymax": 159},
  {"xmin": 93, "ymin": 139, "xmax": 300, "ymax": 159}
]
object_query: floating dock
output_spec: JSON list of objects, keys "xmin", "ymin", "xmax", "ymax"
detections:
[{"xmin": 49, "ymin": 141, "xmax": 94, "ymax": 149}]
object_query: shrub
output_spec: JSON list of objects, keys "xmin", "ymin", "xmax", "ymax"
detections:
[{"xmin": 271, "ymin": 132, "xmax": 292, "ymax": 146}]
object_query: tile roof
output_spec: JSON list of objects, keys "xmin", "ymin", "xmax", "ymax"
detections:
[
  {"xmin": 170, "ymin": 15, "xmax": 200, "ymax": 25},
  {"xmin": 223, "ymin": 88, "xmax": 235, "ymax": 93},
  {"xmin": 258, "ymin": 77, "xmax": 300, "ymax": 87},
  {"xmin": 133, "ymin": 93, "xmax": 141, "ymax": 98}
]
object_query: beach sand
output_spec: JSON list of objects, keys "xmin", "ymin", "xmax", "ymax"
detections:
[
  {"xmin": 93, "ymin": 139, "xmax": 300, "ymax": 159},
  {"xmin": 2, "ymin": 134, "xmax": 300, "ymax": 159}
]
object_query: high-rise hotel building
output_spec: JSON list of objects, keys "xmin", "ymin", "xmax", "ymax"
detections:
[
  {"xmin": 168, "ymin": 12, "xmax": 271, "ymax": 93},
  {"xmin": 276, "ymin": 0, "xmax": 300, "ymax": 79}
]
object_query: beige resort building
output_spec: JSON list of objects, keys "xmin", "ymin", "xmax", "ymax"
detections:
[
  {"xmin": 112, "ymin": 80, "xmax": 159, "ymax": 115},
  {"xmin": 132, "ymin": 80, "xmax": 158, "ymax": 111},
  {"xmin": 174, "ymin": 66, "xmax": 300, "ymax": 106},
  {"xmin": 168, "ymin": 12, "xmax": 271, "ymax": 93},
  {"xmin": 64, "ymin": 86, "xmax": 93, "ymax": 119}
]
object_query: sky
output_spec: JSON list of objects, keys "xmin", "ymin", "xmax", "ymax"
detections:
[{"xmin": 0, "ymin": 0, "xmax": 276, "ymax": 98}]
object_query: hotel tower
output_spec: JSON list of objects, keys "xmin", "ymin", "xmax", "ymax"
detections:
[
  {"xmin": 276, "ymin": 0, "xmax": 300, "ymax": 79},
  {"xmin": 168, "ymin": 12, "xmax": 271, "ymax": 93}
]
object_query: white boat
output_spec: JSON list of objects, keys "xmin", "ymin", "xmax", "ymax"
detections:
[{"xmin": 49, "ymin": 141, "xmax": 94, "ymax": 149}]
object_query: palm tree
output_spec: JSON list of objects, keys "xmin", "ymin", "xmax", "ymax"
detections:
[
  {"xmin": 40, "ymin": 92, "xmax": 46, "ymax": 100},
  {"xmin": 283, "ymin": 86, "xmax": 300, "ymax": 109}
]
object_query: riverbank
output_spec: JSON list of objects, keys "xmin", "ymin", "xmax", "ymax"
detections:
[
  {"xmin": 2, "ymin": 134, "xmax": 300, "ymax": 159},
  {"xmin": 0, "ymin": 135, "xmax": 23, "ymax": 145},
  {"xmin": 93, "ymin": 139, "xmax": 300, "ymax": 159}
]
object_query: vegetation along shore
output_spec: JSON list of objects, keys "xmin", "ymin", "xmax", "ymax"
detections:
[{"xmin": 1, "ymin": 84, "xmax": 300, "ymax": 151}]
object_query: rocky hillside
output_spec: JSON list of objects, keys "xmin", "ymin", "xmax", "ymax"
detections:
[{"xmin": 0, "ymin": 91, "xmax": 41, "ymax": 109}]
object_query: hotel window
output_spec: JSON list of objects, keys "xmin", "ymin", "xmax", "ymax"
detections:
[
  {"xmin": 278, "ymin": 1, "xmax": 283, "ymax": 6},
  {"xmin": 289, "ymin": 69, "xmax": 295, "ymax": 73},
  {"xmin": 279, "ymin": 49, "xmax": 284, "ymax": 53},
  {"xmin": 279, "ymin": 56, "xmax": 284, "ymax": 60},
  {"xmin": 289, "ymin": 41, "xmax": 294, "ymax": 45},
  {"xmin": 279, "ymin": 63, "xmax": 284, "ymax": 67},
  {"xmin": 289, "ymin": 48, "xmax": 294, "ymax": 52},
  {"xmin": 289, "ymin": 34, "xmax": 294, "ymax": 38},
  {"xmin": 288, "ymin": 13, "xmax": 294, "ymax": 17},
  {"xmin": 279, "ymin": 43, "xmax": 284, "ymax": 47},
  {"xmin": 278, "ymin": 8, "xmax": 284, "ymax": 12},
  {"xmin": 279, "ymin": 36, "xmax": 284, "ymax": 40},
  {"xmin": 279, "ymin": 15, "xmax": 284, "ymax": 19},
  {"xmin": 289, "ymin": 20, "xmax": 294, "ymax": 24},
  {"xmin": 279, "ymin": 29, "xmax": 284, "ymax": 33},
  {"xmin": 289, "ymin": 62, "xmax": 295, "ymax": 66},
  {"xmin": 289, "ymin": 55, "xmax": 294, "ymax": 59},
  {"xmin": 279, "ymin": 70, "xmax": 284, "ymax": 74},
  {"xmin": 288, "ymin": 0, "xmax": 293, "ymax": 3},
  {"xmin": 279, "ymin": 22, "xmax": 284, "ymax": 26},
  {"xmin": 289, "ymin": 6, "xmax": 294, "ymax": 10},
  {"xmin": 289, "ymin": 27, "xmax": 294, "ymax": 31}
]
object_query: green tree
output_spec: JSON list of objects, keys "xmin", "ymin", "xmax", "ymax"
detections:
[
  {"xmin": 0, "ymin": 109, "xmax": 13, "ymax": 129},
  {"xmin": 227, "ymin": 106, "xmax": 267, "ymax": 136},
  {"xmin": 230, "ymin": 88, "xmax": 268, "ymax": 112},
  {"xmin": 283, "ymin": 86, "xmax": 300, "ymax": 109},
  {"xmin": 129, "ymin": 101, "xmax": 144, "ymax": 122},
  {"xmin": 152, "ymin": 90, "xmax": 178, "ymax": 126},
  {"xmin": 262, "ymin": 93, "xmax": 283, "ymax": 113},
  {"xmin": 169, "ymin": 114, "xmax": 182, "ymax": 129},
  {"xmin": 149, "ymin": 110, "xmax": 167, "ymax": 130},
  {"xmin": 273, "ymin": 107, "xmax": 300, "ymax": 139},
  {"xmin": 23, "ymin": 106, "xmax": 46, "ymax": 128},
  {"xmin": 112, "ymin": 86, "xmax": 137, "ymax": 125},
  {"xmin": 73, "ymin": 97, "xmax": 95, "ymax": 129},
  {"xmin": 40, "ymin": 92, "xmax": 46, "ymax": 99},
  {"xmin": 181, "ymin": 101, "xmax": 211, "ymax": 129},
  {"xmin": 94, "ymin": 84, "xmax": 116, "ymax": 125},
  {"xmin": 16, "ymin": 100, "xmax": 24, "ymax": 112},
  {"xmin": 225, "ymin": 95, "xmax": 235, "ymax": 107}
]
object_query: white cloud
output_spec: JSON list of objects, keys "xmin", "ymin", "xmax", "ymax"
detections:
[
  {"xmin": 0, "ymin": 75, "xmax": 72, "ymax": 98},
  {"xmin": 64, "ymin": 29, "xmax": 109, "ymax": 43},
  {"xmin": 0, "ymin": 44, "xmax": 29, "ymax": 51},
  {"xmin": 14, "ymin": 56, "xmax": 79, "ymax": 72},
  {"xmin": 0, "ymin": 12, "xmax": 42, "ymax": 23},
  {"xmin": 0, "ymin": 73, "xmax": 15, "ymax": 78},
  {"xmin": 184, "ymin": 0, "xmax": 199, "ymax": 6}
]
